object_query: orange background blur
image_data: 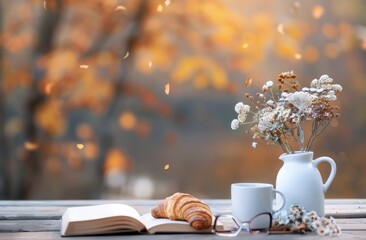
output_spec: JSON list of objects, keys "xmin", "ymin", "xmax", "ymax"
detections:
[{"xmin": 0, "ymin": 0, "xmax": 365, "ymax": 199}]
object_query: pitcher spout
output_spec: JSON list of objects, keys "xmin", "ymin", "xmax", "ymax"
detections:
[{"xmin": 279, "ymin": 151, "xmax": 314, "ymax": 162}]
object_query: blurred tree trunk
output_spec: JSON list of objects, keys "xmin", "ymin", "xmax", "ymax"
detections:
[
  {"xmin": 96, "ymin": 0, "xmax": 149, "ymax": 197},
  {"xmin": 24, "ymin": 0, "xmax": 150, "ymax": 198},
  {"xmin": 2, "ymin": 0, "xmax": 151, "ymax": 199},
  {"xmin": 21, "ymin": 0, "xmax": 64, "ymax": 199},
  {"xmin": 96, "ymin": 0, "xmax": 149, "ymax": 190},
  {"xmin": 0, "ymin": 1, "xmax": 9, "ymax": 199}
]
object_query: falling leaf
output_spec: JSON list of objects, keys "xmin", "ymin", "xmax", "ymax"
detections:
[
  {"xmin": 244, "ymin": 78, "xmax": 252, "ymax": 88},
  {"xmin": 76, "ymin": 144, "xmax": 84, "ymax": 150},
  {"xmin": 24, "ymin": 141, "xmax": 38, "ymax": 151},
  {"xmin": 80, "ymin": 65, "xmax": 89, "ymax": 69},
  {"xmin": 277, "ymin": 24, "xmax": 285, "ymax": 35},
  {"xmin": 165, "ymin": 83, "xmax": 170, "ymax": 95},
  {"xmin": 242, "ymin": 43, "xmax": 249, "ymax": 49},
  {"xmin": 148, "ymin": 61, "xmax": 152, "ymax": 68},
  {"xmin": 43, "ymin": 1, "xmax": 47, "ymax": 10},
  {"xmin": 164, "ymin": 0, "xmax": 171, "ymax": 6},
  {"xmin": 115, "ymin": 5, "xmax": 126, "ymax": 11},
  {"xmin": 164, "ymin": 164, "xmax": 170, "ymax": 170},
  {"xmin": 294, "ymin": 53, "xmax": 302, "ymax": 60},
  {"xmin": 312, "ymin": 5, "xmax": 324, "ymax": 19},
  {"xmin": 122, "ymin": 51, "xmax": 129, "ymax": 59},
  {"xmin": 157, "ymin": 4, "xmax": 163, "ymax": 12}
]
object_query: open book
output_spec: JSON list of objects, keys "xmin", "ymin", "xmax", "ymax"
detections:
[{"xmin": 60, "ymin": 204, "xmax": 213, "ymax": 236}]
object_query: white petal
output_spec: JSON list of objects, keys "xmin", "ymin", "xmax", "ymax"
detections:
[
  {"xmin": 265, "ymin": 80, "xmax": 274, "ymax": 87},
  {"xmin": 231, "ymin": 119, "xmax": 240, "ymax": 130},
  {"xmin": 234, "ymin": 102, "xmax": 245, "ymax": 113}
]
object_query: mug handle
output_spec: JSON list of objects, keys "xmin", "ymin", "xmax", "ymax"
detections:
[
  {"xmin": 313, "ymin": 156, "xmax": 337, "ymax": 193},
  {"xmin": 273, "ymin": 190, "xmax": 286, "ymax": 212}
]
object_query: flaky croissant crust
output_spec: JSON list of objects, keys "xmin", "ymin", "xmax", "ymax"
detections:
[{"xmin": 151, "ymin": 192, "xmax": 213, "ymax": 230}]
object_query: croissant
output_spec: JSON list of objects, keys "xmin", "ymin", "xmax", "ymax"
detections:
[{"xmin": 151, "ymin": 192, "xmax": 213, "ymax": 230}]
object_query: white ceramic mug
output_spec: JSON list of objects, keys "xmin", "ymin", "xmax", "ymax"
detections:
[{"xmin": 231, "ymin": 183, "xmax": 286, "ymax": 222}]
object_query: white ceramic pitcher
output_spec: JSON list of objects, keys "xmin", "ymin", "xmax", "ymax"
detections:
[{"xmin": 275, "ymin": 151, "xmax": 336, "ymax": 216}]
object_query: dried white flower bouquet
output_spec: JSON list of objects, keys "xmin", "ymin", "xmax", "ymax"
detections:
[
  {"xmin": 273, "ymin": 204, "xmax": 341, "ymax": 236},
  {"xmin": 231, "ymin": 71, "xmax": 342, "ymax": 154}
]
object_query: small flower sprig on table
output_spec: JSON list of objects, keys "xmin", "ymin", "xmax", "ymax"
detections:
[
  {"xmin": 272, "ymin": 204, "xmax": 341, "ymax": 236},
  {"xmin": 231, "ymin": 71, "xmax": 342, "ymax": 154}
]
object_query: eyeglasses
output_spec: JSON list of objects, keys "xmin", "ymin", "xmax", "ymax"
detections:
[{"xmin": 213, "ymin": 212, "xmax": 272, "ymax": 237}]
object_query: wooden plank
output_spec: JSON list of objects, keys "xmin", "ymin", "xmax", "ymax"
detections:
[
  {"xmin": 0, "ymin": 207, "xmax": 65, "ymax": 220},
  {"xmin": 336, "ymin": 218, "xmax": 366, "ymax": 224},
  {"xmin": 326, "ymin": 203, "xmax": 366, "ymax": 209},
  {"xmin": 0, "ymin": 232, "xmax": 61, "ymax": 240},
  {"xmin": 325, "ymin": 199, "xmax": 366, "ymax": 204},
  {"xmin": 336, "ymin": 218, "xmax": 366, "ymax": 231},
  {"xmin": 0, "ymin": 220, "xmax": 60, "ymax": 232},
  {"xmin": 326, "ymin": 212, "xmax": 366, "ymax": 219},
  {"xmin": 325, "ymin": 203, "xmax": 366, "ymax": 218}
]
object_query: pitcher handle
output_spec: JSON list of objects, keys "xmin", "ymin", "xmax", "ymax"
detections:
[{"xmin": 313, "ymin": 156, "xmax": 337, "ymax": 193}]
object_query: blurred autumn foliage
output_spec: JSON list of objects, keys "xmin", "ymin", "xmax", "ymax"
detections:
[{"xmin": 0, "ymin": 0, "xmax": 366, "ymax": 199}]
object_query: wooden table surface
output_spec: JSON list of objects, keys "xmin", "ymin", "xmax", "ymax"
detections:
[{"xmin": 0, "ymin": 199, "xmax": 365, "ymax": 239}]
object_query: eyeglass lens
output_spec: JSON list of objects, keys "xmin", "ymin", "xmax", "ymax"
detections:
[
  {"xmin": 214, "ymin": 213, "xmax": 271, "ymax": 236},
  {"xmin": 249, "ymin": 213, "xmax": 271, "ymax": 233},
  {"xmin": 214, "ymin": 215, "xmax": 241, "ymax": 236}
]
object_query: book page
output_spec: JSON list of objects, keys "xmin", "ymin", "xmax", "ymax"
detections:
[
  {"xmin": 142, "ymin": 213, "xmax": 212, "ymax": 234},
  {"xmin": 61, "ymin": 204, "xmax": 146, "ymax": 236},
  {"xmin": 66, "ymin": 204, "xmax": 142, "ymax": 222}
]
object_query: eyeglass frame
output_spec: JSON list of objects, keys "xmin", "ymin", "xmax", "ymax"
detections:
[{"xmin": 213, "ymin": 212, "xmax": 273, "ymax": 237}]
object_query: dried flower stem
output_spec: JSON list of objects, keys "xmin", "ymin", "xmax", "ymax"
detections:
[{"xmin": 306, "ymin": 119, "xmax": 332, "ymax": 151}]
